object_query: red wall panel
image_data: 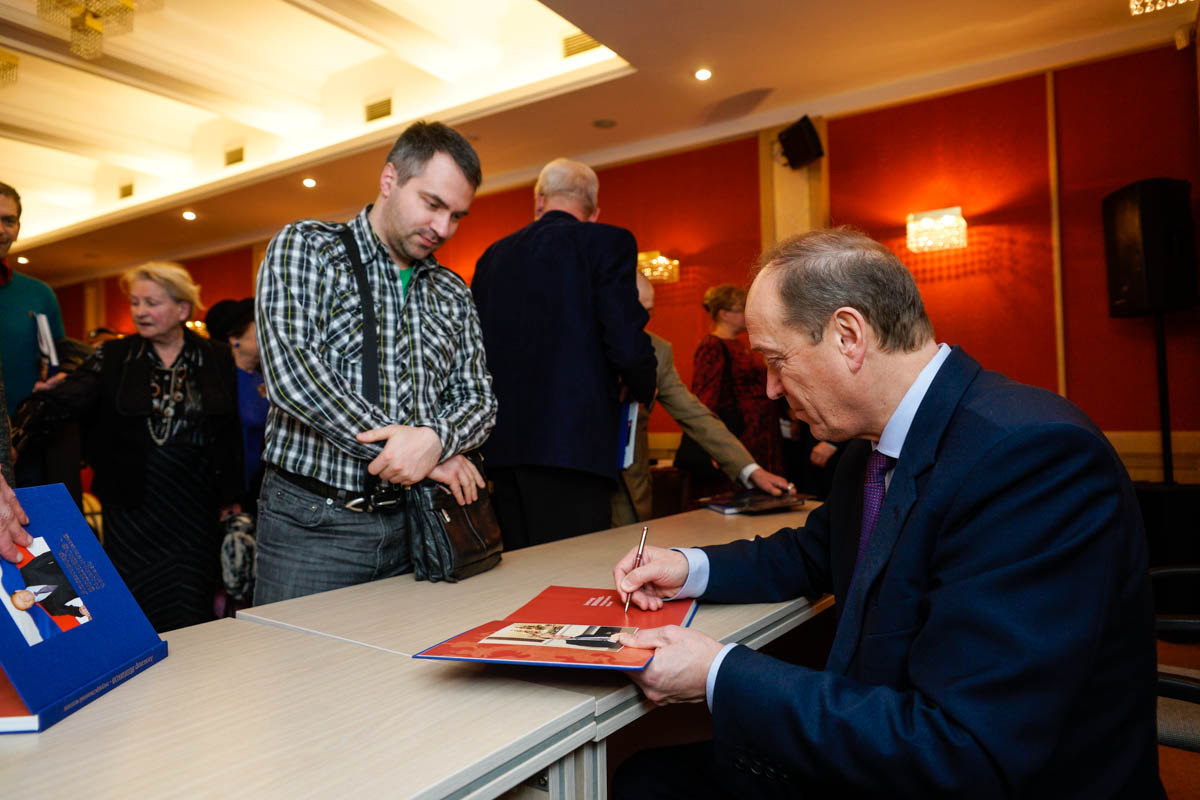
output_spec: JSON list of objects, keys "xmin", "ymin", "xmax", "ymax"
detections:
[
  {"xmin": 438, "ymin": 137, "xmax": 763, "ymax": 433},
  {"xmin": 1055, "ymin": 46, "xmax": 1200, "ymax": 429},
  {"xmin": 96, "ymin": 247, "xmax": 255, "ymax": 334},
  {"xmin": 55, "ymin": 282, "xmax": 85, "ymax": 340},
  {"xmin": 828, "ymin": 76, "xmax": 1058, "ymax": 393},
  {"xmin": 61, "ymin": 139, "xmax": 757, "ymax": 437},
  {"xmin": 104, "ymin": 274, "xmax": 131, "ymax": 335},
  {"xmin": 435, "ymin": 184, "xmax": 537, "ymax": 283},
  {"xmin": 182, "ymin": 247, "xmax": 256, "ymax": 312}
]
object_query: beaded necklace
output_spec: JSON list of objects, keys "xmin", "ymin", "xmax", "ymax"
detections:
[{"xmin": 147, "ymin": 358, "xmax": 189, "ymax": 446}]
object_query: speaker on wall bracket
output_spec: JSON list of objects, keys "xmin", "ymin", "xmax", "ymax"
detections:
[
  {"xmin": 1100, "ymin": 177, "xmax": 1198, "ymax": 485},
  {"xmin": 776, "ymin": 115, "xmax": 824, "ymax": 170}
]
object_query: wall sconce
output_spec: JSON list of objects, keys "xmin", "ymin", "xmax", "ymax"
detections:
[
  {"xmin": 906, "ymin": 207, "xmax": 967, "ymax": 253},
  {"xmin": 637, "ymin": 250, "xmax": 680, "ymax": 283}
]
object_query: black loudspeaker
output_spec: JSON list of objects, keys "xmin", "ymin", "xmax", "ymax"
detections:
[
  {"xmin": 1101, "ymin": 178, "xmax": 1198, "ymax": 317},
  {"xmin": 777, "ymin": 116, "xmax": 824, "ymax": 169}
]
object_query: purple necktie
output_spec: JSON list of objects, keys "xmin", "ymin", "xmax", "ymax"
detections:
[{"xmin": 855, "ymin": 450, "xmax": 894, "ymax": 568}]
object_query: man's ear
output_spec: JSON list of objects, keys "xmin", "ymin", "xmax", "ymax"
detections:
[
  {"xmin": 534, "ymin": 192, "xmax": 546, "ymax": 219},
  {"xmin": 830, "ymin": 307, "xmax": 869, "ymax": 372},
  {"xmin": 586, "ymin": 206, "xmax": 600, "ymax": 223},
  {"xmin": 379, "ymin": 162, "xmax": 397, "ymax": 198}
]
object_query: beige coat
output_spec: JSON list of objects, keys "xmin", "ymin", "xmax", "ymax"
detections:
[{"xmin": 612, "ymin": 332, "xmax": 755, "ymax": 525}]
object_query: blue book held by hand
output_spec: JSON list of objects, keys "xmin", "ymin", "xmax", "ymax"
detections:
[{"xmin": 0, "ymin": 484, "xmax": 167, "ymax": 733}]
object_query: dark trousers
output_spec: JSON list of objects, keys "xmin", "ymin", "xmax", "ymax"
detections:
[
  {"xmin": 613, "ymin": 740, "xmax": 808, "ymax": 800},
  {"xmin": 489, "ymin": 465, "xmax": 612, "ymax": 551}
]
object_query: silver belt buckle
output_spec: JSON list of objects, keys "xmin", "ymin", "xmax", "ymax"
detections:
[
  {"xmin": 371, "ymin": 494, "xmax": 402, "ymax": 510},
  {"xmin": 343, "ymin": 495, "xmax": 369, "ymax": 512}
]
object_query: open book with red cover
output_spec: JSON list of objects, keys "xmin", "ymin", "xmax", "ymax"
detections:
[{"xmin": 413, "ymin": 585, "xmax": 698, "ymax": 671}]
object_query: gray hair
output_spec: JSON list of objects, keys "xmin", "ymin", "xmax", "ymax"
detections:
[
  {"xmin": 120, "ymin": 261, "xmax": 204, "ymax": 319},
  {"xmin": 755, "ymin": 228, "xmax": 934, "ymax": 353},
  {"xmin": 535, "ymin": 158, "xmax": 598, "ymax": 218},
  {"xmin": 386, "ymin": 120, "xmax": 482, "ymax": 190}
]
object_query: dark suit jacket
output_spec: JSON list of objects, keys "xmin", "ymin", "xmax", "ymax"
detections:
[
  {"xmin": 20, "ymin": 551, "xmax": 81, "ymax": 618},
  {"xmin": 472, "ymin": 210, "xmax": 656, "ymax": 480},
  {"xmin": 700, "ymin": 347, "xmax": 1161, "ymax": 798}
]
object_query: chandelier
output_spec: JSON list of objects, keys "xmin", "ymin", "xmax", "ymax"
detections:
[
  {"xmin": 36, "ymin": 0, "xmax": 164, "ymax": 60},
  {"xmin": 1130, "ymin": 0, "xmax": 1194, "ymax": 14}
]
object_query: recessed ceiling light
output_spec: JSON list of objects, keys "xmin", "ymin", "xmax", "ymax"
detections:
[
  {"xmin": 16, "ymin": 256, "xmax": 29, "ymax": 264},
  {"xmin": 181, "ymin": 210, "xmax": 197, "ymax": 221},
  {"xmin": 694, "ymin": 68, "xmax": 712, "ymax": 81},
  {"xmin": 593, "ymin": 119, "xmax": 616, "ymax": 128},
  {"xmin": 302, "ymin": 178, "xmax": 317, "ymax": 188}
]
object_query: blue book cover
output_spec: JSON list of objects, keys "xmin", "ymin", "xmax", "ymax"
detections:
[
  {"xmin": 0, "ymin": 484, "xmax": 167, "ymax": 733},
  {"xmin": 617, "ymin": 401, "xmax": 638, "ymax": 470}
]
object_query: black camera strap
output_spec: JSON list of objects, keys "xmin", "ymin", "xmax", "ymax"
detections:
[{"xmin": 336, "ymin": 227, "xmax": 384, "ymax": 506}]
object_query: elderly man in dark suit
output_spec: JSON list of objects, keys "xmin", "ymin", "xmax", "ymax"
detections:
[
  {"xmin": 611, "ymin": 229, "xmax": 1161, "ymax": 798},
  {"xmin": 472, "ymin": 158, "xmax": 656, "ymax": 550}
]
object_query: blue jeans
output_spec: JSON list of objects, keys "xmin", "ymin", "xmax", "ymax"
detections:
[{"xmin": 252, "ymin": 469, "xmax": 411, "ymax": 605}]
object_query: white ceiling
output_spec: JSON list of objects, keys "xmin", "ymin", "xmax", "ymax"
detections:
[{"xmin": 2, "ymin": 0, "xmax": 1196, "ymax": 285}]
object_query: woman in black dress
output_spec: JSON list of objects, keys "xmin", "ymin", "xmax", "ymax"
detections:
[{"xmin": 15, "ymin": 262, "xmax": 241, "ymax": 631}]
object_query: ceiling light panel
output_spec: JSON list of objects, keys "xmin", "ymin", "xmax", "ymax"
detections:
[{"xmin": 0, "ymin": 0, "xmax": 628, "ymax": 243}]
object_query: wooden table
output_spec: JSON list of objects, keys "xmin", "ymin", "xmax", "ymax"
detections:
[
  {"xmin": 238, "ymin": 504, "xmax": 823, "ymax": 656},
  {"xmin": 0, "ymin": 618, "xmax": 595, "ymax": 800},
  {"xmin": 239, "ymin": 503, "xmax": 833, "ymax": 798}
]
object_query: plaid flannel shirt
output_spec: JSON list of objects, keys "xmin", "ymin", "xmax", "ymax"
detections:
[{"xmin": 256, "ymin": 206, "xmax": 496, "ymax": 492}]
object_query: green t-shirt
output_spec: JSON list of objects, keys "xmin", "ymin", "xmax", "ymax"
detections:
[{"xmin": 1, "ymin": 271, "xmax": 65, "ymax": 416}]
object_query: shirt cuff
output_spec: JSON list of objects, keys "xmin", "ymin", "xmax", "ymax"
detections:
[
  {"xmin": 737, "ymin": 463, "xmax": 761, "ymax": 487},
  {"xmin": 706, "ymin": 643, "xmax": 738, "ymax": 712},
  {"xmin": 671, "ymin": 547, "xmax": 710, "ymax": 599}
]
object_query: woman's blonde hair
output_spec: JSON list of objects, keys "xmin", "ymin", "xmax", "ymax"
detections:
[
  {"xmin": 120, "ymin": 262, "xmax": 204, "ymax": 319},
  {"xmin": 701, "ymin": 284, "xmax": 747, "ymax": 322}
]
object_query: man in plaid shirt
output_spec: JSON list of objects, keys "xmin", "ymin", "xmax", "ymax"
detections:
[{"xmin": 253, "ymin": 121, "xmax": 497, "ymax": 604}]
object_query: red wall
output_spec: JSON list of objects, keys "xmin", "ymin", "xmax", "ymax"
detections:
[
  {"xmin": 55, "ymin": 282, "xmax": 85, "ymax": 340},
  {"xmin": 827, "ymin": 46, "xmax": 1200, "ymax": 430},
  {"xmin": 1055, "ymin": 46, "xmax": 1200, "ymax": 429},
  {"xmin": 829, "ymin": 75, "xmax": 1058, "ymax": 392},
  {"xmin": 439, "ymin": 137, "xmax": 763, "ymax": 433},
  {"xmin": 52, "ymin": 141, "xmax": 760, "ymax": 437},
  {"xmin": 95, "ymin": 247, "xmax": 256, "ymax": 334},
  {"xmin": 51, "ymin": 44, "xmax": 1197, "ymax": 435}
]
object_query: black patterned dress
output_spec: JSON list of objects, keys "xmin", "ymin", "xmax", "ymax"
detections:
[
  {"xmin": 99, "ymin": 343, "xmax": 223, "ymax": 631},
  {"xmin": 14, "ymin": 333, "xmax": 241, "ymax": 632}
]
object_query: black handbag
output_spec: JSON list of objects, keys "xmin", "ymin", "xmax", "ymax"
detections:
[
  {"xmin": 406, "ymin": 454, "xmax": 503, "ymax": 583},
  {"xmin": 336, "ymin": 228, "xmax": 502, "ymax": 583},
  {"xmin": 674, "ymin": 340, "xmax": 745, "ymax": 480}
]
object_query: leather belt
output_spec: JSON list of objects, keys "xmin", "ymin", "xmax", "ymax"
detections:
[{"xmin": 272, "ymin": 467, "xmax": 405, "ymax": 512}]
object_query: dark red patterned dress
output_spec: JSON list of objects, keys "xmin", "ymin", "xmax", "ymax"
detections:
[{"xmin": 690, "ymin": 334, "xmax": 785, "ymax": 489}]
